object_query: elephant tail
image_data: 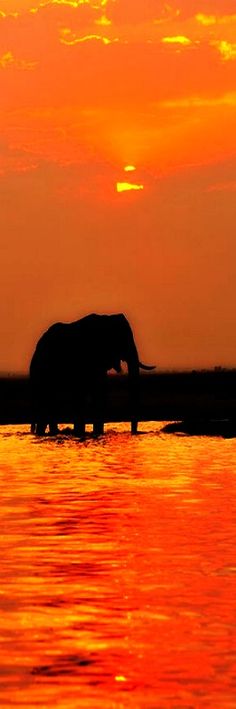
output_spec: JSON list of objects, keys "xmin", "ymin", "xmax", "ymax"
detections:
[{"xmin": 139, "ymin": 362, "xmax": 156, "ymax": 371}]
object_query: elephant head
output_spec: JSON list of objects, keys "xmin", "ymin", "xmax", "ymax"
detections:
[
  {"xmin": 107, "ymin": 313, "xmax": 154, "ymax": 369},
  {"xmin": 98, "ymin": 313, "xmax": 153, "ymax": 370},
  {"xmin": 104, "ymin": 314, "xmax": 155, "ymax": 432}
]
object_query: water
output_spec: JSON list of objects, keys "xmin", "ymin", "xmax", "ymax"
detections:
[{"xmin": 0, "ymin": 423, "xmax": 236, "ymax": 709}]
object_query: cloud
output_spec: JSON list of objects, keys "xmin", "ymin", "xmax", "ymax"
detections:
[
  {"xmin": 173, "ymin": 1, "xmax": 236, "ymax": 21},
  {"xmin": 213, "ymin": 40, "xmax": 236, "ymax": 61},
  {"xmin": 0, "ymin": 52, "xmax": 15, "ymax": 68},
  {"xmin": 2, "ymin": 0, "xmax": 236, "ymax": 28},
  {"xmin": 196, "ymin": 12, "xmax": 236, "ymax": 26},
  {"xmin": 59, "ymin": 27, "xmax": 117, "ymax": 45},
  {"xmin": 0, "ymin": 51, "xmax": 37, "ymax": 69},
  {"xmin": 0, "ymin": 10, "xmax": 19, "ymax": 18},
  {"xmin": 161, "ymin": 35, "xmax": 192, "ymax": 45},
  {"xmin": 0, "ymin": 0, "xmax": 106, "ymax": 13},
  {"xmin": 46, "ymin": 0, "xmax": 93, "ymax": 6},
  {"xmin": 1, "ymin": 0, "xmax": 235, "ymax": 63},
  {"xmin": 95, "ymin": 14, "xmax": 112, "ymax": 26}
]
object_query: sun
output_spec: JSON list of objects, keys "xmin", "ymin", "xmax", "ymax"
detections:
[
  {"xmin": 116, "ymin": 164, "xmax": 144, "ymax": 193},
  {"xmin": 116, "ymin": 182, "xmax": 144, "ymax": 193},
  {"xmin": 124, "ymin": 165, "xmax": 136, "ymax": 172}
]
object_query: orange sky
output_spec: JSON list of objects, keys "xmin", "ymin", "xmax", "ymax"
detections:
[{"xmin": 0, "ymin": 0, "xmax": 236, "ymax": 371}]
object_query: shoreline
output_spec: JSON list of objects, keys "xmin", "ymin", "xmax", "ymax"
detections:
[{"xmin": 0, "ymin": 371, "xmax": 236, "ymax": 425}]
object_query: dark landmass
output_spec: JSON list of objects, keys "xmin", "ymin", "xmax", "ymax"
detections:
[
  {"xmin": 0, "ymin": 371, "xmax": 236, "ymax": 430},
  {"xmin": 162, "ymin": 420, "xmax": 236, "ymax": 438}
]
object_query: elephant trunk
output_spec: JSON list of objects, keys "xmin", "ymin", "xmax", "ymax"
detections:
[
  {"xmin": 126, "ymin": 345, "xmax": 140, "ymax": 434},
  {"xmin": 126, "ymin": 348, "xmax": 155, "ymax": 433}
]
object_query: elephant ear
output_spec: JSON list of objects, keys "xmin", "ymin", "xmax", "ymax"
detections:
[
  {"xmin": 115, "ymin": 313, "xmax": 135, "ymax": 340},
  {"xmin": 116, "ymin": 313, "xmax": 130, "ymax": 326}
]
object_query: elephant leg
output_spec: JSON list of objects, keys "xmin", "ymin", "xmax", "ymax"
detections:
[
  {"xmin": 129, "ymin": 384, "xmax": 139, "ymax": 434},
  {"xmin": 47, "ymin": 384, "xmax": 59, "ymax": 435},
  {"xmin": 74, "ymin": 420, "xmax": 86, "ymax": 437},
  {"xmin": 31, "ymin": 385, "xmax": 50, "ymax": 435},
  {"xmin": 131, "ymin": 418, "xmax": 138, "ymax": 435},
  {"xmin": 72, "ymin": 386, "xmax": 86, "ymax": 437},
  {"xmin": 35, "ymin": 420, "xmax": 47, "ymax": 435},
  {"xmin": 93, "ymin": 420, "xmax": 104, "ymax": 436},
  {"xmin": 49, "ymin": 420, "xmax": 59, "ymax": 436},
  {"xmin": 92, "ymin": 373, "xmax": 106, "ymax": 436}
]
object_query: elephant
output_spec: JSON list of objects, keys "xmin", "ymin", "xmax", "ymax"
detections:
[{"xmin": 30, "ymin": 313, "xmax": 155, "ymax": 436}]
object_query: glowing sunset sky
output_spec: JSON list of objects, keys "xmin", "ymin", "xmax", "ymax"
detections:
[{"xmin": 0, "ymin": 0, "xmax": 236, "ymax": 371}]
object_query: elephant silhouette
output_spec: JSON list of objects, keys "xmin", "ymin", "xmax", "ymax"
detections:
[{"xmin": 30, "ymin": 313, "xmax": 155, "ymax": 436}]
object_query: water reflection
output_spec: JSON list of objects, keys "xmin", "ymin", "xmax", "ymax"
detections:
[{"xmin": 0, "ymin": 423, "xmax": 236, "ymax": 708}]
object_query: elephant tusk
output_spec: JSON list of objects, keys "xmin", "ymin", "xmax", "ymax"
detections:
[{"xmin": 138, "ymin": 362, "xmax": 156, "ymax": 371}]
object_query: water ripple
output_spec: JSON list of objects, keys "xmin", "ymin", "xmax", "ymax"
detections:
[{"xmin": 0, "ymin": 423, "xmax": 236, "ymax": 708}]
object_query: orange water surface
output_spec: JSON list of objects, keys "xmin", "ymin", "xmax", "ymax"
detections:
[{"xmin": 0, "ymin": 423, "xmax": 236, "ymax": 708}]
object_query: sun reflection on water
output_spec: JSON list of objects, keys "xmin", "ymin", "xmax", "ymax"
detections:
[{"xmin": 0, "ymin": 423, "xmax": 236, "ymax": 708}]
